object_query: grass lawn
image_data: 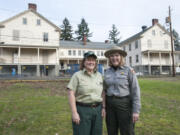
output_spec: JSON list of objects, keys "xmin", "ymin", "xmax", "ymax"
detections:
[{"xmin": 0, "ymin": 78, "xmax": 180, "ymax": 135}]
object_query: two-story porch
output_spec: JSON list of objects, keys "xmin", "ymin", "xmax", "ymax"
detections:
[
  {"xmin": 140, "ymin": 50, "xmax": 174, "ymax": 75},
  {"xmin": 0, "ymin": 45, "xmax": 59, "ymax": 77}
]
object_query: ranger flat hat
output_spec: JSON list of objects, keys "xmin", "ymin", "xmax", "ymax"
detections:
[
  {"xmin": 84, "ymin": 51, "xmax": 97, "ymax": 59},
  {"xmin": 104, "ymin": 46, "xmax": 127, "ymax": 58}
]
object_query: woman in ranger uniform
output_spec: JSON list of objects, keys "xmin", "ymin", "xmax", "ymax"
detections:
[
  {"xmin": 103, "ymin": 46, "xmax": 141, "ymax": 135},
  {"xmin": 67, "ymin": 51, "xmax": 105, "ymax": 135}
]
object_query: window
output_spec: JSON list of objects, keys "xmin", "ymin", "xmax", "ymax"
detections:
[
  {"xmin": 13, "ymin": 30, "xmax": 20, "ymax": 41},
  {"xmin": 136, "ymin": 55, "xmax": 139, "ymax": 63},
  {"xmin": 43, "ymin": 33, "xmax": 48, "ymax": 42},
  {"xmin": 23, "ymin": 18, "xmax": 27, "ymax": 25},
  {"xmin": 97, "ymin": 51, "xmax": 100, "ymax": 56},
  {"xmin": 135, "ymin": 40, "xmax": 138, "ymax": 49},
  {"xmin": 78, "ymin": 50, "xmax": 81, "ymax": 56},
  {"xmin": 164, "ymin": 40, "xmax": 168, "ymax": 49},
  {"xmin": 101, "ymin": 51, "xmax": 104, "ymax": 56},
  {"xmin": 123, "ymin": 46, "xmax": 126, "ymax": 51},
  {"xmin": 129, "ymin": 56, "xmax": 132, "ymax": 66},
  {"xmin": 68, "ymin": 50, "xmax": 71, "ymax": 56},
  {"xmin": 73, "ymin": 50, "xmax": 76, "ymax": 56},
  {"xmin": 37, "ymin": 19, "xmax": 41, "ymax": 25},
  {"xmin": 129, "ymin": 44, "xmax": 131, "ymax": 51},
  {"xmin": 152, "ymin": 30, "xmax": 156, "ymax": 36},
  {"xmin": 147, "ymin": 39, "xmax": 152, "ymax": 48}
]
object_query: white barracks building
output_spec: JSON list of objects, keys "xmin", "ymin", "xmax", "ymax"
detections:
[
  {"xmin": 0, "ymin": 3, "xmax": 113, "ymax": 77},
  {"xmin": 118, "ymin": 19, "xmax": 179, "ymax": 75}
]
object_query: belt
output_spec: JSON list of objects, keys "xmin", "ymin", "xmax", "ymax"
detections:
[
  {"xmin": 76, "ymin": 102, "xmax": 102, "ymax": 108},
  {"xmin": 106, "ymin": 95, "xmax": 130, "ymax": 99}
]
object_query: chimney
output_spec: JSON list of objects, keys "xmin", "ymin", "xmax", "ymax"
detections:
[
  {"xmin": 152, "ymin": 19, "xmax": 158, "ymax": 26},
  {"xmin": 105, "ymin": 40, "xmax": 109, "ymax": 43},
  {"xmin": 28, "ymin": 3, "xmax": 37, "ymax": 11},
  {"xmin": 83, "ymin": 36, "xmax": 87, "ymax": 45},
  {"xmin": 142, "ymin": 25, "xmax": 147, "ymax": 31}
]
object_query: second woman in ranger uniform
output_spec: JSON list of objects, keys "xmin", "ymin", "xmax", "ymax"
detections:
[
  {"xmin": 103, "ymin": 46, "xmax": 141, "ymax": 135},
  {"xmin": 67, "ymin": 51, "xmax": 105, "ymax": 135}
]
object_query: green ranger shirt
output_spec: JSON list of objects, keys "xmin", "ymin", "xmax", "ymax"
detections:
[{"xmin": 67, "ymin": 69, "xmax": 103, "ymax": 103}]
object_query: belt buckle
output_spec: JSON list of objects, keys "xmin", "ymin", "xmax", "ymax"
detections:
[{"xmin": 91, "ymin": 103, "xmax": 96, "ymax": 107}]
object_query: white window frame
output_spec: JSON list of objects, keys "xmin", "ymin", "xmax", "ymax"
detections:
[
  {"xmin": 135, "ymin": 40, "xmax": 138, "ymax": 49},
  {"xmin": 13, "ymin": 30, "xmax": 20, "ymax": 41},
  {"xmin": 23, "ymin": 18, "xmax": 27, "ymax": 25},
  {"xmin": 68, "ymin": 50, "xmax": 72, "ymax": 56},
  {"xmin": 37, "ymin": 19, "xmax": 41, "ymax": 25},
  {"xmin": 73, "ymin": 50, "xmax": 76, "ymax": 56},
  {"xmin": 136, "ymin": 55, "xmax": 139, "ymax": 63},
  {"xmin": 129, "ymin": 44, "xmax": 131, "ymax": 51},
  {"xmin": 78, "ymin": 50, "xmax": 81, "ymax": 56},
  {"xmin": 43, "ymin": 32, "xmax": 48, "ymax": 42}
]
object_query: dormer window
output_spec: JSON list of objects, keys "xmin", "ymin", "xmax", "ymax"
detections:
[
  {"xmin": 37, "ymin": 19, "xmax": 41, "ymax": 25},
  {"xmin": 23, "ymin": 18, "xmax": 27, "ymax": 25}
]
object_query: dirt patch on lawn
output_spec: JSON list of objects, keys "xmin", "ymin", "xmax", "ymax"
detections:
[{"xmin": 0, "ymin": 80, "xmax": 69, "ymax": 96}]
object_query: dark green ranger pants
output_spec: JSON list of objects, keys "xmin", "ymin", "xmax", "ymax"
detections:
[
  {"xmin": 72, "ymin": 105, "xmax": 102, "ymax": 135},
  {"xmin": 106, "ymin": 96, "xmax": 135, "ymax": 135}
]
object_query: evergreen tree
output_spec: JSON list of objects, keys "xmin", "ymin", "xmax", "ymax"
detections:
[
  {"xmin": 173, "ymin": 29, "xmax": 180, "ymax": 47},
  {"xmin": 75, "ymin": 18, "xmax": 92, "ymax": 41},
  {"xmin": 60, "ymin": 18, "xmax": 73, "ymax": 41},
  {"xmin": 109, "ymin": 24, "xmax": 121, "ymax": 44}
]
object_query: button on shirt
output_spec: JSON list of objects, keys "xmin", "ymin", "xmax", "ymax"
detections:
[
  {"xmin": 67, "ymin": 69, "xmax": 103, "ymax": 103},
  {"xmin": 104, "ymin": 66, "xmax": 141, "ymax": 113}
]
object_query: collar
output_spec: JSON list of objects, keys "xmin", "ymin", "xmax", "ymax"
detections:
[
  {"xmin": 110, "ymin": 66, "xmax": 124, "ymax": 71},
  {"xmin": 82, "ymin": 68, "xmax": 97, "ymax": 75}
]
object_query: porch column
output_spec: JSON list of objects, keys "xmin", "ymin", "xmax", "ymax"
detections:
[
  {"xmin": 55, "ymin": 65, "xmax": 59, "ymax": 76},
  {"xmin": 159, "ymin": 52, "xmax": 162, "ymax": 74},
  {"xmin": 148, "ymin": 51, "xmax": 151, "ymax": 75},
  {"xmin": 56, "ymin": 48, "xmax": 59, "ymax": 65},
  {"xmin": 97, "ymin": 59, "xmax": 99, "ymax": 64},
  {"xmin": 169, "ymin": 52, "xmax": 172, "ymax": 75},
  {"xmin": 36, "ymin": 65, "xmax": 40, "ymax": 77},
  {"xmin": 17, "ymin": 64, "xmax": 21, "ymax": 75},
  {"xmin": 77, "ymin": 59, "xmax": 80, "ymax": 64},
  {"xmin": 37, "ymin": 48, "xmax": 40, "ymax": 63},
  {"xmin": 18, "ymin": 46, "xmax": 21, "ymax": 63}
]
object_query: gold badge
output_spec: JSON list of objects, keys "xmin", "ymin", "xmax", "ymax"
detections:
[{"xmin": 121, "ymin": 72, "xmax": 124, "ymax": 75}]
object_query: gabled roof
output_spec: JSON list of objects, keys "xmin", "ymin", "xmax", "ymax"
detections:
[
  {"xmin": 60, "ymin": 40, "xmax": 116, "ymax": 50},
  {"xmin": 0, "ymin": 9, "xmax": 61, "ymax": 32},
  {"xmin": 118, "ymin": 23, "xmax": 171, "ymax": 46}
]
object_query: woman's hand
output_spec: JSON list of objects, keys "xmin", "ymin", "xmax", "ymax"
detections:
[
  {"xmin": 72, "ymin": 112, "xmax": 80, "ymax": 125},
  {"xmin": 101, "ymin": 108, "xmax": 106, "ymax": 119},
  {"xmin": 133, "ymin": 113, "xmax": 139, "ymax": 123}
]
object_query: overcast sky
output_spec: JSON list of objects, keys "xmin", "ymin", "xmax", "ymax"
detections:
[{"xmin": 0, "ymin": 0, "xmax": 180, "ymax": 42}]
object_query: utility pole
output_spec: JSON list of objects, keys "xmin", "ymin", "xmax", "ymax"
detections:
[{"xmin": 166, "ymin": 6, "xmax": 176, "ymax": 77}]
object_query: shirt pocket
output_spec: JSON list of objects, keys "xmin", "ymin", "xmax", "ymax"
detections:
[
  {"xmin": 77, "ymin": 79, "xmax": 90, "ymax": 94},
  {"xmin": 116, "ymin": 75, "xmax": 128, "ymax": 86}
]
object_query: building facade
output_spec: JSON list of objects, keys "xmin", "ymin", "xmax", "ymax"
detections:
[
  {"xmin": 59, "ymin": 40, "xmax": 114, "ymax": 75},
  {"xmin": 119, "ymin": 19, "xmax": 176, "ymax": 75},
  {"xmin": 0, "ymin": 4, "xmax": 60, "ymax": 77}
]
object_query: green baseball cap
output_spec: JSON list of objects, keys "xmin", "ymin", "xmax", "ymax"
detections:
[{"xmin": 84, "ymin": 51, "xmax": 97, "ymax": 59}]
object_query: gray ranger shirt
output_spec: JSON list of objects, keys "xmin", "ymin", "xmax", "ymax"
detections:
[{"xmin": 104, "ymin": 66, "xmax": 141, "ymax": 113}]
